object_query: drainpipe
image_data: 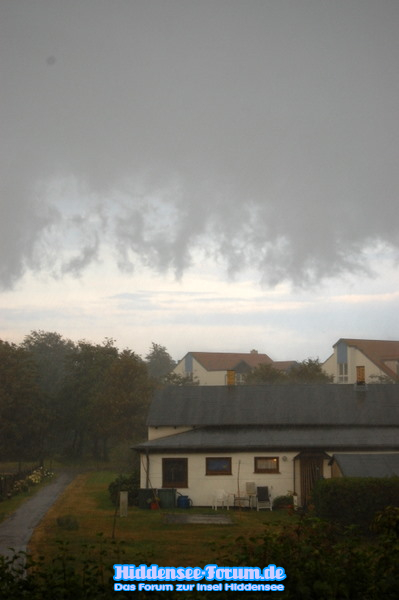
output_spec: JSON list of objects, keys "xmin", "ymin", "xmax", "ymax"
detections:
[{"xmin": 146, "ymin": 449, "xmax": 150, "ymax": 488}]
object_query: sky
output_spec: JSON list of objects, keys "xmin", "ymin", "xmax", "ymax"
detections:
[{"xmin": 1, "ymin": 0, "xmax": 398, "ymax": 364}]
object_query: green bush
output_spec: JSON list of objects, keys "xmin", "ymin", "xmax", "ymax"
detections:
[
  {"xmin": 312, "ymin": 477, "xmax": 399, "ymax": 530},
  {"xmin": 218, "ymin": 506, "xmax": 399, "ymax": 599},
  {"xmin": 56, "ymin": 514, "xmax": 79, "ymax": 530},
  {"xmin": 272, "ymin": 494, "xmax": 294, "ymax": 510},
  {"xmin": 108, "ymin": 473, "xmax": 139, "ymax": 506}
]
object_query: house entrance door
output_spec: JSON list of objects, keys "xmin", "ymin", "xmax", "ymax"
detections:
[{"xmin": 299, "ymin": 453, "xmax": 325, "ymax": 506}]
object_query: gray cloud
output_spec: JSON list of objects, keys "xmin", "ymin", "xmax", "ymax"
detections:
[{"xmin": 1, "ymin": 0, "xmax": 399, "ymax": 290}]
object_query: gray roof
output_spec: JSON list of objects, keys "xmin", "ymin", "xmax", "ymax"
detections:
[
  {"xmin": 332, "ymin": 453, "xmax": 399, "ymax": 477},
  {"xmin": 147, "ymin": 384, "xmax": 399, "ymax": 427},
  {"xmin": 136, "ymin": 425, "xmax": 399, "ymax": 452}
]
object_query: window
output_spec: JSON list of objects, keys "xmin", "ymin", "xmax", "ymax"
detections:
[
  {"xmin": 206, "ymin": 457, "xmax": 232, "ymax": 475},
  {"xmin": 254, "ymin": 457, "xmax": 279, "ymax": 474},
  {"xmin": 338, "ymin": 362, "xmax": 348, "ymax": 383},
  {"xmin": 162, "ymin": 458, "xmax": 188, "ymax": 488},
  {"xmin": 235, "ymin": 373, "xmax": 246, "ymax": 385}
]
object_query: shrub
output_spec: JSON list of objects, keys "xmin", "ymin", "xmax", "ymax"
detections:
[
  {"xmin": 108, "ymin": 473, "xmax": 139, "ymax": 506},
  {"xmin": 272, "ymin": 494, "xmax": 293, "ymax": 510},
  {"xmin": 219, "ymin": 508, "xmax": 399, "ymax": 599},
  {"xmin": 312, "ymin": 477, "xmax": 399, "ymax": 530},
  {"xmin": 56, "ymin": 514, "xmax": 79, "ymax": 530}
]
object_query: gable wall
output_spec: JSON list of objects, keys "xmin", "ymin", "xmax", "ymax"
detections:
[
  {"xmin": 323, "ymin": 345, "xmax": 390, "ymax": 383},
  {"xmin": 148, "ymin": 426, "xmax": 194, "ymax": 441},
  {"xmin": 173, "ymin": 357, "xmax": 226, "ymax": 385},
  {"xmin": 348, "ymin": 346, "xmax": 389, "ymax": 382},
  {"xmin": 322, "ymin": 354, "xmax": 335, "ymax": 380}
]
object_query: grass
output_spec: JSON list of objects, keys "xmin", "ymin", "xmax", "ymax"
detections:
[
  {"xmin": 0, "ymin": 482, "xmax": 51, "ymax": 524},
  {"xmin": 28, "ymin": 470, "xmax": 296, "ymax": 572}
]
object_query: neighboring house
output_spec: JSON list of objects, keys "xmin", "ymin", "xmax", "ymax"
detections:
[
  {"xmin": 172, "ymin": 350, "xmax": 297, "ymax": 385},
  {"xmin": 323, "ymin": 339, "xmax": 399, "ymax": 384},
  {"xmin": 135, "ymin": 384, "xmax": 399, "ymax": 508}
]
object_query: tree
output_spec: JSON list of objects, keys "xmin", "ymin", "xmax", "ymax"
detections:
[
  {"xmin": 245, "ymin": 358, "xmax": 333, "ymax": 385},
  {"xmin": 21, "ymin": 330, "xmax": 75, "ymax": 400},
  {"xmin": 61, "ymin": 338, "xmax": 119, "ymax": 458},
  {"xmin": 145, "ymin": 343, "xmax": 176, "ymax": 382},
  {"xmin": 162, "ymin": 372, "xmax": 199, "ymax": 386},
  {"xmin": 88, "ymin": 349, "xmax": 153, "ymax": 460},
  {"xmin": 287, "ymin": 358, "xmax": 333, "ymax": 384},
  {"xmin": 245, "ymin": 363, "xmax": 288, "ymax": 384},
  {"xmin": 21, "ymin": 330, "xmax": 76, "ymax": 455},
  {"xmin": 61, "ymin": 339, "xmax": 153, "ymax": 460},
  {"xmin": 0, "ymin": 340, "xmax": 49, "ymax": 460}
]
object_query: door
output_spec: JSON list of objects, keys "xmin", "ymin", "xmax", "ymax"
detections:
[{"xmin": 299, "ymin": 453, "xmax": 324, "ymax": 506}]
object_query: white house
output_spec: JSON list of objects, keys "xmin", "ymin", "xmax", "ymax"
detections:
[
  {"xmin": 323, "ymin": 339, "xmax": 399, "ymax": 384},
  {"xmin": 135, "ymin": 384, "xmax": 399, "ymax": 508},
  {"xmin": 172, "ymin": 351, "xmax": 296, "ymax": 385}
]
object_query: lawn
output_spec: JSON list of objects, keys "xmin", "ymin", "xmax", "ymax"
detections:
[{"xmin": 28, "ymin": 471, "xmax": 296, "ymax": 573}]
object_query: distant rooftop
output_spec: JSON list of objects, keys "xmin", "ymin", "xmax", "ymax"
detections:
[{"xmin": 185, "ymin": 351, "xmax": 273, "ymax": 371}]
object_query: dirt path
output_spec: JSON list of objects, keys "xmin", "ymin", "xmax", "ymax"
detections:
[{"xmin": 0, "ymin": 471, "xmax": 76, "ymax": 563}]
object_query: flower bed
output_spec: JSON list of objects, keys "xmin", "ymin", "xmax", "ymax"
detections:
[{"xmin": 0, "ymin": 466, "xmax": 54, "ymax": 500}]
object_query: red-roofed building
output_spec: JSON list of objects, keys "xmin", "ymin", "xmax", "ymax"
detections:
[
  {"xmin": 323, "ymin": 339, "xmax": 399, "ymax": 384},
  {"xmin": 173, "ymin": 351, "xmax": 296, "ymax": 385}
]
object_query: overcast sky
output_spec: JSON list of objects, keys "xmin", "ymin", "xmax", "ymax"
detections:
[{"xmin": 1, "ymin": 0, "xmax": 398, "ymax": 363}]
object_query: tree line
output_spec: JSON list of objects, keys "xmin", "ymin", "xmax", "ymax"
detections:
[
  {"xmin": 0, "ymin": 332, "xmax": 176, "ymax": 462},
  {"xmin": 0, "ymin": 331, "xmax": 332, "ymax": 463},
  {"xmin": 245, "ymin": 359, "xmax": 333, "ymax": 384}
]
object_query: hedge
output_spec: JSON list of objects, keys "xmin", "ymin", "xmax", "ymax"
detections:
[
  {"xmin": 312, "ymin": 476, "xmax": 399, "ymax": 530},
  {"xmin": 108, "ymin": 473, "xmax": 139, "ymax": 506}
]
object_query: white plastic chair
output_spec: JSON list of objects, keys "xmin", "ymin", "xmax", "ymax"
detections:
[{"xmin": 212, "ymin": 489, "xmax": 230, "ymax": 510}]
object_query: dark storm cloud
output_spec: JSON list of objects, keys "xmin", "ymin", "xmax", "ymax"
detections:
[{"xmin": 1, "ymin": 0, "xmax": 399, "ymax": 289}]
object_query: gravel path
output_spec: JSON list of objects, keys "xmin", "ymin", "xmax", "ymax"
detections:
[{"xmin": 0, "ymin": 471, "xmax": 75, "ymax": 563}]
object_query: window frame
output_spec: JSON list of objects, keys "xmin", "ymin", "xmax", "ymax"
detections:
[
  {"xmin": 162, "ymin": 458, "xmax": 188, "ymax": 488},
  {"xmin": 254, "ymin": 456, "xmax": 280, "ymax": 474},
  {"xmin": 205, "ymin": 457, "xmax": 232, "ymax": 476}
]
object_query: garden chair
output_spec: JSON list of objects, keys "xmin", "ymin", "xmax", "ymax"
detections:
[
  {"xmin": 256, "ymin": 486, "xmax": 272, "ymax": 511},
  {"xmin": 212, "ymin": 489, "xmax": 230, "ymax": 510}
]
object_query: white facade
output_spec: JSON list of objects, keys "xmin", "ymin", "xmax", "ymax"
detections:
[
  {"xmin": 141, "ymin": 451, "xmax": 299, "ymax": 506},
  {"xmin": 148, "ymin": 426, "xmax": 194, "ymax": 441},
  {"xmin": 140, "ymin": 435, "xmax": 333, "ymax": 507}
]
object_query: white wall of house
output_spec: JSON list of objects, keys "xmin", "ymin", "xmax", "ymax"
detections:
[
  {"xmin": 322, "ymin": 354, "xmax": 336, "ymax": 380},
  {"xmin": 148, "ymin": 426, "xmax": 194, "ymax": 441},
  {"xmin": 347, "ymin": 346, "xmax": 387, "ymax": 383},
  {"xmin": 140, "ymin": 451, "xmax": 299, "ymax": 507}
]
